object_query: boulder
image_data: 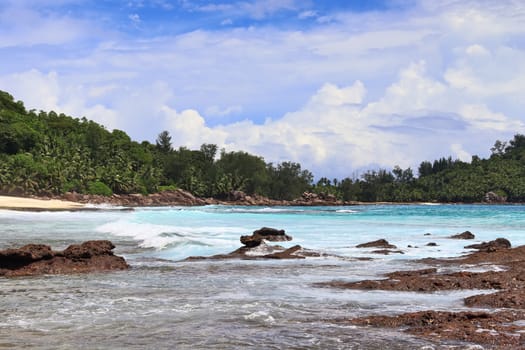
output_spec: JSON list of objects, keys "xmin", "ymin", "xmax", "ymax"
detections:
[
  {"xmin": 240, "ymin": 227, "xmax": 292, "ymax": 247},
  {"xmin": 483, "ymin": 191, "xmax": 507, "ymax": 203},
  {"xmin": 0, "ymin": 244, "xmax": 54, "ymax": 269},
  {"xmin": 465, "ymin": 238, "xmax": 511, "ymax": 252},
  {"xmin": 62, "ymin": 240, "xmax": 116, "ymax": 259},
  {"xmin": 0, "ymin": 240, "xmax": 128, "ymax": 277},
  {"xmin": 356, "ymin": 239, "xmax": 397, "ymax": 249},
  {"xmin": 450, "ymin": 231, "xmax": 475, "ymax": 239}
]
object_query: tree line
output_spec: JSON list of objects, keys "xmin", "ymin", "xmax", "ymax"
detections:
[{"xmin": 1, "ymin": 90, "xmax": 524, "ymax": 202}]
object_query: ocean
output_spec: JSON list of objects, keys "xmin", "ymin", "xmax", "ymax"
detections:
[{"xmin": 1, "ymin": 204, "xmax": 524, "ymax": 349}]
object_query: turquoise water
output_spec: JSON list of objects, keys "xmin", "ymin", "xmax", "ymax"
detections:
[{"xmin": 1, "ymin": 204, "xmax": 524, "ymax": 349}]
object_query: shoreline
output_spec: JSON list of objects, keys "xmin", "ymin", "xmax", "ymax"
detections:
[
  {"xmin": 0, "ymin": 195, "xmax": 86, "ymax": 211},
  {"xmin": 0, "ymin": 191, "xmax": 522, "ymax": 211}
]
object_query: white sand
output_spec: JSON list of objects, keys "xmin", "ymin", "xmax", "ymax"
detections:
[{"xmin": 0, "ymin": 195, "xmax": 85, "ymax": 210}]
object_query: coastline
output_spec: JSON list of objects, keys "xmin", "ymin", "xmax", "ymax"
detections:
[
  {"xmin": 1, "ymin": 190, "xmax": 520, "ymax": 212},
  {"xmin": 0, "ymin": 195, "xmax": 85, "ymax": 211}
]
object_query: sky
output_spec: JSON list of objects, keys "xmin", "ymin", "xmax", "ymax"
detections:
[{"xmin": 0, "ymin": 0, "xmax": 524, "ymax": 179}]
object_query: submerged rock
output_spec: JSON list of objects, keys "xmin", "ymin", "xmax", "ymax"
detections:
[
  {"xmin": 185, "ymin": 241, "xmax": 311, "ymax": 261},
  {"xmin": 0, "ymin": 240, "xmax": 129, "ymax": 277},
  {"xmin": 346, "ymin": 310, "xmax": 525, "ymax": 349},
  {"xmin": 356, "ymin": 239, "xmax": 397, "ymax": 249},
  {"xmin": 370, "ymin": 249, "xmax": 404, "ymax": 255},
  {"xmin": 450, "ymin": 231, "xmax": 475, "ymax": 239}
]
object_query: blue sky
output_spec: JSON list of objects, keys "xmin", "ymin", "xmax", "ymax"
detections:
[{"xmin": 1, "ymin": 0, "xmax": 524, "ymax": 179}]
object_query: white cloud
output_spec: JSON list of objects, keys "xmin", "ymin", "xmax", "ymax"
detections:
[
  {"xmin": 451, "ymin": 143, "xmax": 471, "ymax": 162},
  {"xmin": 205, "ymin": 105, "xmax": 243, "ymax": 117},
  {"xmin": 0, "ymin": 2, "xmax": 92, "ymax": 47},
  {"xmin": 0, "ymin": 69, "xmax": 120, "ymax": 130},
  {"xmin": 308, "ymin": 81, "xmax": 366, "ymax": 107},
  {"xmin": 1, "ymin": 0, "xmax": 525, "ymax": 178},
  {"xmin": 466, "ymin": 44, "xmax": 490, "ymax": 56},
  {"xmin": 158, "ymin": 58, "xmax": 524, "ymax": 178},
  {"xmin": 129, "ymin": 13, "xmax": 141, "ymax": 24}
]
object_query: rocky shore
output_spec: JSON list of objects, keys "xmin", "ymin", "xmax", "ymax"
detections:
[
  {"xmin": 185, "ymin": 227, "xmax": 327, "ymax": 261},
  {"xmin": 53, "ymin": 189, "xmax": 355, "ymax": 207},
  {"xmin": 0, "ymin": 240, "xmax": 129, "ymax": 277},
  {"xmin": 317, "ymin": 236, "xmax": 525, "ymax": 349}
]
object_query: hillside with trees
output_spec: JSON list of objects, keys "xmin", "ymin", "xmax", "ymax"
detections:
[{"xmin": 1, "ymin": 90, "xmax": 524, "ymax": 203}]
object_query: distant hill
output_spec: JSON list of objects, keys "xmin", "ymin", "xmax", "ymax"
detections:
[{"xmin": 1, "ymin": 90, "xmax": 524, "ymax": 202}]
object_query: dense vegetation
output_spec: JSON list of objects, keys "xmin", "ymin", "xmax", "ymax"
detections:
[{"xmin": 1, "ymin": 90, "xmax": 524, "ymax": 202}]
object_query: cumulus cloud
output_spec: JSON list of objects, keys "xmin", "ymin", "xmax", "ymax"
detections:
[
  {"xmin": 0, "ymin": 69, "xmax": 119, "ymax": 130},
  {"xmin": 161, "ymin": 59, "xmax": 524, "ymax": 178},
  {"xmin": 1, "ymin": 0, "xmax": 525, "ymax": 178}
]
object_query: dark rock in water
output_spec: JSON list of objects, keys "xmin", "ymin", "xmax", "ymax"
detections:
[
  {"xmin": 465, "ymin": 238, "xmax": 511, "ymax": 252},
  {"xmin": 484, "ymin": 191, "xmax": 507, "ymax": 203},
  {"xmin": 0, "ymin": 244, "xmax": 54, "ymax": 269},
  {"xmin": 371, "ymin": 249, "xmax": 404, "ymax": 255},
  {"xmin": 356, "ymin": 239, "xmax": 397, "ymax": 249},
  {"xmin": 240, "ymin": 227, "xmax": 292, "ymax": 247},
  {"xmin": 450, "ymin": 231, "xmax": 475, "ymax": 239},
  {"xmin": 347, "ymin": 310, "xmax": 525, "ymax": 349},
  {"xmin": 185, "ymin": 242, "xmax": 309, "ymax": 261},
  {"xmin": 263, "ymin": 245, "xmax": 305, "ymax": 259},
  {"xmin": 426, "ymin": 242, "xmax": 438, "ymax": 247},
  {"xmin": 62, "ymin": 240, "xmax": 116, "ymax": 259},
  {"xmin": 186, "ymin": 228, "xmax": 331, "ymax": 261},
  {"xmin": 0, "ymin": 240, "xmax": 128, "ymax": 277},
  {"xmin": 424, "ymin": 233, "xmax": 431, "ymax": 236}
]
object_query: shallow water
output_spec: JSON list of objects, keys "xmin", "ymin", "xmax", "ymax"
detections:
[{"xmin": 1, "ymin": 204, "xmax": 524, "ymax": 349}]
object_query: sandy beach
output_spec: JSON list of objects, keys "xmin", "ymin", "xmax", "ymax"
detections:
[{"xmin": 0, "ymin": 195, "xmax": 85, "ymax": 210}]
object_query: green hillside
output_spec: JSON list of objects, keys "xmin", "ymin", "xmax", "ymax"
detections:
[{"xmin": 1, "ymin": 90, "xmax": 524, "ymax": 202}]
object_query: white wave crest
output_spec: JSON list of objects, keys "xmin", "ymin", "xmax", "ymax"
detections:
[{"xmin": 95, "ymin": 220, "xmax": 243, "ymax": 250}]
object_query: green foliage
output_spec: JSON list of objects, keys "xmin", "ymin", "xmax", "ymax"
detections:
[
  {"xmin": 158, "ymin": 185, "xmax": 178, "ymax": 192},
  {"xmin": 87, "ymin": 181, "xmax": 113, "ymax": 196},
  {"xmin": 1, "ymin": 89, "xmax": 524, "ymax": 203}
]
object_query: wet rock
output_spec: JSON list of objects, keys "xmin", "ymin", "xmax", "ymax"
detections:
[
  {"xmin": 426, "ymin": 242, "xmax": 438, "ymax": 246},
  {"xmin": 346, "ymin": 310, "xmax": 525, "ymax": 349},
  {"xmin": 465, "ymin": 238, "xmax": 511, "ymax": 252},
  {"xmin": 424, "ymin": 233, "xmax": 431, "ymax": 236},
  {"xmin": 0, "ymin": 244, "xmax": 54, "ymax": 269},
  {"xmin": 370, "ymin": 249, "xmax": 404, "ymax": 255},
  {"xmin": 185, "ymin": 242, "xmax": 309, "ymax": 261},
  {"xmin": 356, "ymin": 239, "xmax": 397, "ymax": 249},
  {"xmin": 0, "ymin": 240, "xmax": 128, "ymax": 277},
  {"xmin": 62, "ymin": 240, "xmax": 116, "ymax": 259},
  {"xmin": 240, "ymin": 227, "xmax": 292, "ymax": 247},
  {"xmin": 465, "ymin": 289, "xmax": 525, "ymax": 309},
  {"xmin": 450, "ymin": 231, "xmax": 475, "ymax": 239},
  {"xmin": 319, "ymin": 237, "xmax": 525, "ymax": 348},
  {"xmin": 484, "ymin": 191, "xmax": 507, "ymax": 203}
]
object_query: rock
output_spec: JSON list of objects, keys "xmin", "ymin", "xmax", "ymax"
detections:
[
  {"xmin": 370, "ymin": 249, "xmax": 404, "ymax": 255},
  {"xmin": 0, "ymin": 244, "xmax": 54, "ymax": 269},
  {"xmin": 484, "ymin": 191, "xmax": 507, "ymax": 203},
  {"xmin": 240, "ymin": 227, "xmax": 292, "ymax": 247},
  {"xmin": 62, "ymin": 240, "xmax": 116, "ymax": 259},
  {"xmin": 228, "ymin": 190, "xmax": 246, "ymax": 201},
  {"xmin": 424, "ymin": 233, "xmax": 431, "ymax": 236},
  {"xmin": 346, "ymin": 310, "xmax": 525, "ymax": 349},
  {"xmin": 450, "ymin": 231, "xmax": 475, "ymax": 239},
  {"xmin": 356, "ymin": 239, "xmax": 397, "ymax": 249},
  {"xmin": 426, "ymin": 242, "xmax": 438, "ymax": 246},
  {"xmin": 263, "ymin": 245, "xmax": 305, "ymax": 259},
  {"xmin": 0, "ymin": 240, "xmax": 128, "ymax": 277},
  {"xmin": 465, "ymin": 238, "xmax": 511, "ymax": 252}
]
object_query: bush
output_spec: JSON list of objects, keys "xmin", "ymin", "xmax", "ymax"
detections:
[
  {"xmin": 158, "ymin": 184, "xmax": 178, "ymax": 192},
  {"xmin": 87, "ymin": 181, "xmax": 113, "ymax": 196}
]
